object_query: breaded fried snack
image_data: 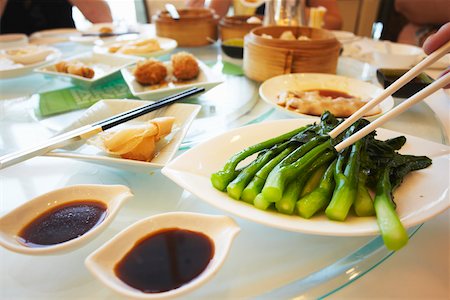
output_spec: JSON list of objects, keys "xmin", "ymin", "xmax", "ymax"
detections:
[
  {"xmin": 171, "ymin": 52, "xmax": 199, "ymax": 80},
  {"xmin": 133, "ymin": 58, "xmax": 167, "ymax": 85}
]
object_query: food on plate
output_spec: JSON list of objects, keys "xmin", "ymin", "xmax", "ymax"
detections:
[
  {"xmin": 133, "ymin": 58, "xmax": 168, "ymax": 85},
  {"xmin": 210, "ymin": 112, "xmax": 432, "ymax": 250},
  {"xmin": 99, "ymin": 26, "xmax": 113, "ymax": 34},
  {"xmin": 4, "ymin": 46, "xmax": 53, "ymax": 64},
  {"xmin": 55, "ymin": 61, "xmax": 95, "ymax": 78},
  {"xmin": 171, "ymin": 51, "xmax": 199, "ymax": 80},
  {"xmin": 93, "ymin": 117, "xmax": 175, "ymax": 162},
  {"xmin": 108, "ymin": 38, "xmax": 161, "ymax": 55},
  {"xmin": 276, "ymin": 89, "xmax": 381, "ymax": 118}
]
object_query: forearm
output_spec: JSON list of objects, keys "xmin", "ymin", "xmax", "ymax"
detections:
[
  {"xmin": 395, "ymin": 0, "xmax": 450, "ymax": 25},
  {"xmin": 70, "ymin": 0, "xmax": 113, "ymax": 23},
  {"xmin": 0, "ymin": 0, "xmax": 7, "ymax": 18}
]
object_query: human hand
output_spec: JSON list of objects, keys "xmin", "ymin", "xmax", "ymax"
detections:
[{"xmin": 423, "ymin": 22, "xmax": 450, "ymax": 54}]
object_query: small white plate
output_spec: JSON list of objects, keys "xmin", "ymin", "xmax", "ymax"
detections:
[
  {"xmin": 121, "ymin": 59, "xmax": 223, "ymax": 100},
  {"xmin": 29, "ymin": 28, "xmax": 81, "ymax": 44},
  {"xmin": 161, "ymin": 119, "xmax": 450, "ymax": 236},
  {"xmin": 94, "ymin": 36, "xmax": 178, "ymax": 58},
  {"xmin": 259, "ymin": 73, "xmax": 394, "ymax": 120},
  {"xmin": 85, "ymin": 212, "xmax": 240, "ymax": 299},
  {"xmin": 46, "ymin": 100, "xmax": 201, "ymax": 173},
  {"xmin": 35, "ymin": 52, "xmax": 140, "ymax": 87},
  {"xmin": 0, "ymin": 184, "xmax": 133, "ymax": 255},
  {"xmin": 0, "ymin": 46, "xmax": 61, "ymax": 79}
]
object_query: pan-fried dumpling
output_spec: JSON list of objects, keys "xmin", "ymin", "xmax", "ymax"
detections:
[{"xmin": 91, "ymin": 116, "xmax": 175, "ymax": 162}]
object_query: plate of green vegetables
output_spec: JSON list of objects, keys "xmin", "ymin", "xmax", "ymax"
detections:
[{"xmin": 162, "ymin": 113, "xmax": 450, "ymax": 250}]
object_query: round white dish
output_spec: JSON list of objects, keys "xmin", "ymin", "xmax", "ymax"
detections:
[
  {"xmin": 0, "ymin": 184, "xmax": 133, "ymax": 255},
  {"xmin": 94, "ymin": 36, "xmax": 177, "ymax": 58},
  {"xmin": 0, "ymin": 46, "xmax": 61, "ymax": 79},
  {"xmin": 259, "ymin": 73, "xmax": 394, "ymax": 120},
  {"xmin": 85, "ymin": 212, "xmax": 240, "ymax": 299},
  {"xmin": 162, "ymin": 119, "xmax": 450, "ymax": 236}
]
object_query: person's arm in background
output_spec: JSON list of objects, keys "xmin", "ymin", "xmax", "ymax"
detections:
[
  {"xmin": 395, "ymin": 0, "xmax": 449, "ymax": 25},
  {"xmin": 185, "ymin": 0, "xmax": 231, "ymax": 17},
  {"xmin": 70, "ymin": 0, "xmax": 113, "ymax": 23},
  {"xmin": 0, "ymin": 0, "xmax": 8, "ymax": 18},
  {"xmin": 395, "ymin": 0, "xmax": 450, "ymax": 46},
  {"xmin": 310, "ymin": 0, "xmax": 342, "ymax": 30}
]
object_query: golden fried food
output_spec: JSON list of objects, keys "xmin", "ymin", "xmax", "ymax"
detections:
[
  {"xmin": 133, "ymin": 58, "xmax": 167, "ymax": 85},
  {"xmin": 99, "ymin": 26, "xmax": 113, "ymax": 34},
  {"xmin": 171, "ymin": 52, "xmax": 199, "ymax": 81},
  {"xmin": 54, "ymin": 61, "xmax": 95, "ymax": 78}
]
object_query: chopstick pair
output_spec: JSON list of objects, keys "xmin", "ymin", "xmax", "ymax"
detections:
[
  {"xmin": 331, "ymin": 41, "xmax": 450, "ymax": 152},
  {"xmin": 0, "ymin": 87, "xmax": 205, "ymax": 170}
]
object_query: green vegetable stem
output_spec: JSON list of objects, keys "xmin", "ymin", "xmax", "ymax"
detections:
[
  {"xmin": 296, "ymin": 159, "xmax": 336, "ymax": 219},
  {"xmin": 211, "ymin": 125, "xmax": 309, "ymax": 191}
]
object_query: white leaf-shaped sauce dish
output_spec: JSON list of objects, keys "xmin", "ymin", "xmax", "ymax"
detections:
[
  {"xmin": 85, "ymin": 212, "xmax": 240, "ymax": 299},
  {"xmin": 0, "ymin": 184, "xmax": 133, "ymax": 255}
]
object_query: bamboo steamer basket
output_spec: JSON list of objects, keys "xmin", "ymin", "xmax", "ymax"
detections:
[
  {"xmin": 154, "ymin": 8, "xmax": 219, "ymax": 47},
  {"xmin": 219, "ymin": 15, "xmax": 263, "ymax": 41},
  {"xmin": 243, "ymin": 26, "xmax": 341, "ymax": 82}
]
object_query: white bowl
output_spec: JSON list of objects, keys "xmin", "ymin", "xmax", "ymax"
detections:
[
  {"xmin": 0, "ymin": 184, "xmax": 133, "ymax": 255},
  {"xmin": 372, "ymin": 42, "xmax": 423, "ymax": 69},
  {"xmin": 85, "ymin": 212, "xmax": 240, "ymax": 299},
  {"xmin": 4, "ymin": 45, "xmax": 55, "ymax": 65},
  {"xmin": 0, "ymin": 33, "xmax": 28, "ymax": 49}
]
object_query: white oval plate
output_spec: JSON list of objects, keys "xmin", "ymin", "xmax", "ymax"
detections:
[
  {"xmin": 121, "ymin": 59, "xmax": 223, "ymax": 100},
  {"xmin": 45, "ymin": 100, "xmax": 201, "ymax": 173},
  {"xmin": 94, "ymin": 36, "xmax": 178, "ymax": 58},
  {"xmin": 0, "ymin": 184, "xmax": 133, "ymax": 255},
  {"xmin": 34, "ymin": 52, "xmax": 140, "ymax": 87},
  {"xmin": 0, "ymin": 46, "xmax": 61, "ymax": 79},
  {"xmin": 162, "ymin": 119, "xmax": 450, "ymax": 236},
  {"xmin": 85, "ymin": 212, "xmax": 240, "ymax": 299},
  {"xmin": 259, "ymin": 73, "xmax": 394, "ymax": 120}
]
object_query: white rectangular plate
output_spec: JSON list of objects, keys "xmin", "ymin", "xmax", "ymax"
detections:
[
  {"xmin": 46, "ymin": 99, "xmax": 201, "ymax": 173},
  {"xmin": 35, "ymin": 52, "xmax": 139, "ymax": 87},
  {"xmin": 121, "ymin": 59, "xmax": 223, "ymax": 100},
  {"xmin": 162, "ymin": 119, "xmax": 450, "ymax": 236}
]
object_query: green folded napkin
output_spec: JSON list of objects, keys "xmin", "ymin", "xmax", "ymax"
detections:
[{"xmin": 36, "ymin": 77, "xmax": 136, "ymax": 117}]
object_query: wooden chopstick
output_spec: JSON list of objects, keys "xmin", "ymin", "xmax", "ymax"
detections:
[
  {"xmin": 334, "ymin": 72, "xmax": 450, "ymax": 152},
  {"xmin": 0, "ymin": 87, "xmax": 205, "ymax": 170},
  {"xmin": 329, "ymin": 40, "xmax": 450, "ymax": 139}
]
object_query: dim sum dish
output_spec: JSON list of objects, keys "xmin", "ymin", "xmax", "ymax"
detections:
[
  {"xmin": 35, "ymin": 52, "xmax": 139, "ymax": 87},
  {"xmin": 45, "ymin": 99, "xmax": 201, "ymax": 173},
  {"xmin": 259, "ymin": 73, "xmax": 394, "ymax": 120},
  {"xmin": 121, "ymin": 52, "xmax": 223, "ymax": 100}
]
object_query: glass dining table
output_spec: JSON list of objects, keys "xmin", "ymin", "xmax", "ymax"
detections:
[{"xmin": 0, "ymin": 34, "xmax": 448, "ymax": 299}]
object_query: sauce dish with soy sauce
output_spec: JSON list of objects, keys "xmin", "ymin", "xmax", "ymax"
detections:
[
  {"xmin": 85, "ymin": 212, "xmax": 240, "ymax": 299},
  {"xmin": 0, "ymin": 184, "xmax": 133, "ymax": 255}
]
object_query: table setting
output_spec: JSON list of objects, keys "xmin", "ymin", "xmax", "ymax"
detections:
[{"xmin": 0, "ymin": 4, "xmax": 449, "ymax": 299}]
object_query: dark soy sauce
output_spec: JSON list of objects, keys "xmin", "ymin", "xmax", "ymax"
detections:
[
  {"xmin": 114, "ymin": 228, "xmax": 214, "ymax": 293},
  {"xmin": 18, "ymin": 200, "xmax": 107, "ymax": 247}
]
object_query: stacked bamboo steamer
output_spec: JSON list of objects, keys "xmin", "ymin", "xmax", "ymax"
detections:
[
  {"xmin": 243, "ymin": 26, "xmax": 341, "ymax": 82},
  {"xmin": 154, "ymin": 8, "xmax": 219, "ymax": 47}
]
